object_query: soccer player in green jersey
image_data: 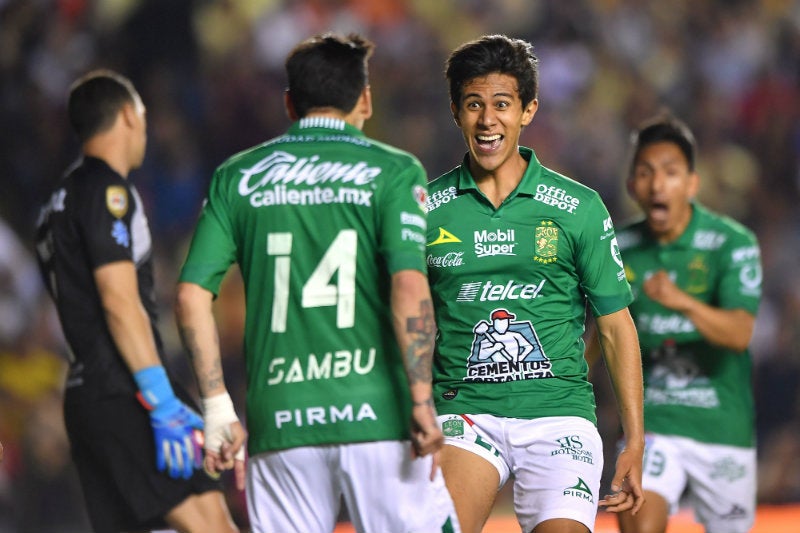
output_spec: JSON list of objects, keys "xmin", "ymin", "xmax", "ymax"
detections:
[
  {"xmin": 427, "ymin": 34, "xmax": 645, "ymax": 533},
  {"xmin": 174, "ymin": 33, "xmax": 459, "ymax": 533},
  {"xmin": 610, "ymin": 115, "xmax": 762, "ymax": 533}
]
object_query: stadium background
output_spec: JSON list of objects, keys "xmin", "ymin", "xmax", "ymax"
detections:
[{"xmin": 0, "ymin": 0, "xmax": 798, "ymax": 531}]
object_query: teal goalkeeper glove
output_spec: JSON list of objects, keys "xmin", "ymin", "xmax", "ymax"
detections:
[{"xmin": 134, "ymin": 366, "xmax": 203, "ymax": 479}]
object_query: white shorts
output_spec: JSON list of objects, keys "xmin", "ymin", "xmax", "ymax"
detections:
[
  {"xmin": 246, "ymin": 440, "xmax": 460, "ymax": 533},
  {"xmin": 634, "ymin": 433, "xmax": 756, "ymax": 533},
  {"xmin": 439, "ymin": 414, "xmax": 603, "ymax": 532}
]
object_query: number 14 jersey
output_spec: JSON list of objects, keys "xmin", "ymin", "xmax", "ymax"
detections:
[{"xmin": 179, "ymin": 118, "xmax": 429, "ymax": 454}]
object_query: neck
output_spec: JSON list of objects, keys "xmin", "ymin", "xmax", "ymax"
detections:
[
  {"xmin": 83, "ymin": 136, "xmax": 130, "ymax": 178},
  {"xmin": 470, "ymin": 151, "xmax": 528, "ymax": 208}
]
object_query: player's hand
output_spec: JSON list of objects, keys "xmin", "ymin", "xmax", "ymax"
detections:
[
  {"xmin": 148, "ymin": 398, "xmax": 204, "ymax": 479},
  {"xmin": 134, "ymin": 366, "xmax": 204, "ymax": 479},
  {"xmin": 599, "ymin": 444, "xmax": 645, "ymax": 514},
  {"xmin": 491, "ymin": 342, "xmax": 505, "ymax": 353},
  {"xmin": 643, "ymin": 270, "xmax": 692, "ymax": 312},
  {"xmin": 410, "ymin": 398, "xmax": 443, "ymax": 456},
  {"xmin": 202, "ymin": 392, "xmax": 247, "ymax": 491},
  {"xmin": 410, "ymin": 398, "xmax": 444, "ymax": 480}
]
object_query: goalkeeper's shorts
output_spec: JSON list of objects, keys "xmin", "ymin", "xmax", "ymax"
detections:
[{"xmin": 64, "ymin": 388, "xmax": 222, "ymax": 532}]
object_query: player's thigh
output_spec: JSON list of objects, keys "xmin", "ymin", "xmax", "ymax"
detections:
[
  {"xmin": 684, "ymin": 440, "xmax": 756, "ymax": 533},
  {"xmin": 438, "ymin": 414, "xmax": 509, "ymax": 533},
  {"xmin": 340, "ymin": 440, "xmax": 460, "ymax": 533},
  {"xmin": 533, "ymin": 517, "xmax": 590, "ymax": 533},
  {"xmin": 246, "ymin": 447, "xmax": 339, "ymax": 533},
  {"xmin": 439, "ymin": 444, "xmax": 499, "ymax": 533},
  {"xmin": 509, "ymin": 417, "xmax": 603, "ymax": 533},
  {"xmin": 617, "ymin": 490, "xmax": 669, "ymax": 533},
  {"xmin": 164, "ymin": 490, "xmax": 237, "ymax": 533},
  {"xmin": 632, "ymin": 434, "xmax": 688, "ymax": 515}
]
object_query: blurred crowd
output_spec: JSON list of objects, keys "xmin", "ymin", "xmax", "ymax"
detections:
[{"xmin": 1, "ymin": 0, "xmax": 799, "ymax": 530}]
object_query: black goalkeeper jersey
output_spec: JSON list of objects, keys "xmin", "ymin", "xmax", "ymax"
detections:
[{"xmin": 35, "ymin": 156, "xmax": 163, "ymax": 401}]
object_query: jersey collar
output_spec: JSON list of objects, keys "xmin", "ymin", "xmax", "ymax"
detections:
[
  {"xmin": 288, "ymin": 116, "xmax": 364, "ymax": 137},
  {"xmin": 645, "ymin": 201, "xmax": 703, "ymax": 249},
  {"xmin": 672, "ymin": 201, "xmax": 703, "ymax": 247},
  {"xmin": 456, "ymin": 146, "xmax": 543, "ymax": 198}
]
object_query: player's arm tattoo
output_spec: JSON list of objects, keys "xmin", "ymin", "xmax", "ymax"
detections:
[
  {"xmin": 178, "ymin": 324, "xmax": 225, "ymax": 392},
  {"xmin": 404, "ymin": 299, "xmax": 435, "ymax": 386}
]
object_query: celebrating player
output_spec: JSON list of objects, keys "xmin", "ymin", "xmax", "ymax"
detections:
[
  {"xmin": 426, "ymin": 34, "xmax": 645, "ymax": 533},
  {"xmin": 611, "ymin": 114, "xmax": 762, "ymax": 533}
]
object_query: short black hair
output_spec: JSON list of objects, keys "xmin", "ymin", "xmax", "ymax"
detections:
[
  {"xmin": 630, "ymin": 113, "xmax": 697, "ymax": 173},
  {"xmin": 446, "ymin": 34, "xmax": 538, "ymax": 108},
  {"xmin": 68, "ymin": 69, "xmax": 139, "ymax": 143},
  {"xmin": 285, "ymin": 33, "xmax": 374, "ymax": 118}
]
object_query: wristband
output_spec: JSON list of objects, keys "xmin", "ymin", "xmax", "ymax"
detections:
[
  {"xmin": 202, "ymin": 392, "xmax": 245, "ymax": 461},
  {"xmin": 201, "ymin": 392, "xmax": 238, "ymax": 423},
  {"xmin": 133, "ymin": 365, "xmax": 175, "ymax": 409}
]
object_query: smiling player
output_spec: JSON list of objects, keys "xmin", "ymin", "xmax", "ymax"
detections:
[{"xmin": 425, "ymin": 34, "xmax": 645, "ymax": 533}]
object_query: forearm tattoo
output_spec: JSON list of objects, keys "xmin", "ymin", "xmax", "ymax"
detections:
[
  {"xmin": 179, "ymin": 324, "xmax": 224, "ymax": 392},
  {"xmin": 404, "ymin": 299, "xmax": 435, "ymax": 385}
]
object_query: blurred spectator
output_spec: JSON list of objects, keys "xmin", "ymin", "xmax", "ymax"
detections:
[{"xmin": 0, "ymin": 217, "xmax": 41, "ymax": 346}]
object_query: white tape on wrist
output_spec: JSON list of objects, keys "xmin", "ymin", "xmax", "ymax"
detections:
[{"xmin": 201, "ymin": 392, "xmax": 244, "ymax": 460}]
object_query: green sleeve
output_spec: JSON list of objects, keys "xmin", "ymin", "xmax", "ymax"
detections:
[
  {"xmin": 179, "ymin": 168, "xmax": 237, "ymax": 295},
  {"xmin": 717, "ymin": 229, "xmax": 761, "ymax": 314},
  {"xmin": 576, "ymin": 194, "xmax": 633, "ymax": 316},
  {"xmin": 376, "ymin": 158, "xmax": 428, "ymax": 275}
]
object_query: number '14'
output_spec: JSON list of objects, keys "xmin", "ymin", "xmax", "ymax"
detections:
[{"xmin": 267, "ymin": 230, "xmax": 357, "ymax": 332}]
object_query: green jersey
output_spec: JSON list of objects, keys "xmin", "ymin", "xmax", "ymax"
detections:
[
  {"xmin": 179, "ymin": 118, "xmax": 429, "ymax": 454},
  {"xmin": 427, "ymin": 148, "xmax": 633, "ymax": 424},
  {"xmin": 617, "ymin": 203, "xmax": 761, "ymax": 447}
]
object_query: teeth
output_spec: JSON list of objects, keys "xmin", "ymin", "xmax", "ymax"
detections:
[{"xmin": 477, "ymin": 134, "xmax": 501, "ymax": 142}]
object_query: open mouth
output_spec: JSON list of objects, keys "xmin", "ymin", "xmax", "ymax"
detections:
[
  {"xmin": 475, "ymin": 133, "xmax": 503, "ymax": 152},
  {"xmin": 647, "ymin": 201, "xmax": 670, "ymax": 224}
]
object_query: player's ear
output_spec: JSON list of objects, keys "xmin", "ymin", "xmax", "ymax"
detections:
[
  {"xmin": 284, "ymin": 90, "xmax": 298, "ymax": 121},
  {"xmin": 120, "ymin": 102, "xmax": 137, "ymax": 129},
  {"xmin": 451, "ymin": 101, "xmax": 461, "ymax": 127},
  {"xmin": 521, "ymin": 98, "xmax": 538, "ymax": 127},
  {"xmin": 357, "ymin": 85, "xmax": 373, "ymax": 121},
  {"xmin": 687, "ymin": 170, "xmax": 700, "ymax": 199}
]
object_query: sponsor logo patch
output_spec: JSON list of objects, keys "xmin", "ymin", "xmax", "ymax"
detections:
[
  {"xmin": 457, "ymin": 279, "xmax": 546, "ymax": 302},
  {"xmin": 106, "ymin": 186, "xmax": 128, "ymax": 218},
  {"xmin": 413, "ymin": 185, "xmax": 427, "ymax": 212},
  {"xmin": 111, "ymin": 220, "xmax": 130, "ymax": 247},
  {"xmin": 465, "ymin": 309, "xmax": 553, "ymax": 383},
  {"xmin": 534, "ymin": 184, "xmax": 580, "ymax": 213},
  {"xmin": 442, "ymin": 389, "xmax": 458, "ymax": 400},
  {"xmin": 474, "ymin": 229, "xmax": 516, "ymax": 257},
  {"xmin": 686, "ymin": 255, "xmax": 710, "ymax": 294},
  {"xmin": 739, "ymin": 263, "xmax": 762, "ymax": 296},
  {"xmin": 710, "ymin": 457, "xmax": 746, "ymax": 482},
  {"xmin": 401, "ymin": 211, "xmax": 426, "ymax": 229},
  {"xmin": 427, "ymin": 251, "xmax": 464, "ymax": 268},
  {"xmin": 720, "ymin": 504, "xmax": 748, "ymax": 520},
  {"xmin": 425, "ymin": 186, "xmax": 457, "ymax": 212},
  {"xmin": 551, "ymin": 435, "xmax": 594, "ymax": 464},
  {"xmin": 534, "ymin": 221, "xmax": 558, "ymax": 264},
  {"xmin": 428, "ymin": 227, "xmax": 461, "ymax": 246},
  {"xmin": 442, "ymin": 418, "xmax": 465, "ymax": 437},
  {"xmin": 563, "ymin": 477, "xmax": 594, "ymax": 502},
  {"xmin": 692, "ymin": 230, "xmax": 726, "ymax": 250}
]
